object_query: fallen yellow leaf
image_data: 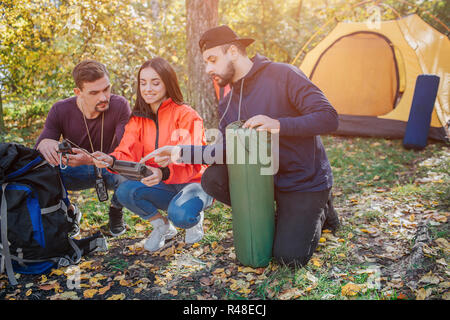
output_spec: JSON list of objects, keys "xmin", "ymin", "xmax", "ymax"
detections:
[
  {"xmin": 134, "ymin": 223, "xmax": 147, "ymax": 231},
  {"xmin": 435, "ymin": 238, "xmax": 449, "ymax": 249},
  {"xmin": 310, "ymin": 258, "xmax": 322, "ymax": 267},
  {"xmin": 79, "ymin": 261, "xmax": 93, "ymax": 269},
  {"xmin": 154, "ymin": 275, "xmax": 165, "ymax": 286},
  {"xmin": 50, "ymin": 291, "xmax": 79, "ymax": 300},
  {"xmin": 83, "ymin": 289, "xmax": 98, "ymax": 298},
  {"xmin": 107, "ymin": 293, "xmax": 126, "ymax": 300},
  {"xmin": 119, "ymin": 279, "xmax": 131, "ymax": 287},
  {"xmin": 134, "ymin": 287, "xmax": 144, "ymax": 294},
  {"xmin": 239, "ymin": 266, "xmax": 259, "ymax": 273},
  {"xmin": 160, "ymin": 246, "xmax": 175, "ymax": 257},
  {"xmin": 341, "ymin": 282, "xmax": 361, "ymax": 296},
  {"xmin": 99, "ymin": 283, "xmax": 111, "ymax": 295},
  {"xmin": 319, "ymin": 237, "xmax": 326, "ymax": 243},
  {"xmin": 238, "ymin": 287, "xmax": 251, "ymax": 295},
  {"xmin": 415, "ymin": 288, "xmax": 432, "ymax": 300},
  {"xmin": 49, "ymin": 269, "xmax": 64, "ymax": 276},
  {"xmin": 114, "ymin": 274, "xmax": 125, "ymax": 281},
  {"xmin": 230, "ymin": 282, "xmax": 239, "ymax": 291},
  {"xmin": 305, "ymin": 271, "xmax": 318, "ymax": 284},
  {"xmin": 39, "ymin": 282, "xmax": 60, "ymax": 292},
  {"xmin": 212, "ymin": 268, "xmax": 225, "ymax": 275},
  {"xmin": 419, "ymin": 272, "xmax": 440, "ymax": 285},
  {"xmin": 278, "ymin": 288, "xmax": 302, "ymax": 300},
  {"xmin": 169, "ymin": 289, "xmax": 178, "ymax": 296}
]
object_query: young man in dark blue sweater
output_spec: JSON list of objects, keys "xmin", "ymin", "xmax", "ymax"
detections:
[{"xmin": 152, "ymin": 25, "xmax": 340, "ymax": 267}]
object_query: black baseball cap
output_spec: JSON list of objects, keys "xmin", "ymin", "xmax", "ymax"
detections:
[{"xmin": 199, "ymin": 25, "xmax": 254, "ymax": 52}]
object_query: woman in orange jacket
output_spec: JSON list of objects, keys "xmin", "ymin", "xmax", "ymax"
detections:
[{"xmin": 93, "ymin": 57, "xmax": 212, "ymax": 251}]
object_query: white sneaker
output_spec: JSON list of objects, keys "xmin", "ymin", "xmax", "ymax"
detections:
[
  {"xmin": 185, "ymin": 211, "xmax": 204, "ymax": 244},
  {"xmin": 144, "ymin": 219, "xmax": 177, "ymax": 252}
]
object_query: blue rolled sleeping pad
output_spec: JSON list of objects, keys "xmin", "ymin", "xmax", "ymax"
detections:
[{"xmin": 403, "ymin": 74, "xmax": 440, "ymax": 150}]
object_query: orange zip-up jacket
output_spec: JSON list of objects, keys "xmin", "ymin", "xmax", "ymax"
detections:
[{"xmin": 110, "ymin": 98, "xmax": 207, "ymax": 184}]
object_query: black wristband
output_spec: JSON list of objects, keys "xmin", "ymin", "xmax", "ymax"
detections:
[
  {"xmin": 109, "ymin": 155, "xmax": 117, "ymax": 168},
  {"xmin": 161, "ymin": 167, "xmax": 171, "ymax": 181}
]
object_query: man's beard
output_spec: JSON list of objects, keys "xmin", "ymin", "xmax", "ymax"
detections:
[
  {"xmin": 214, "ymin": 61, "xmax": 235, "ymax": 87},
  {"xmin": 95, "ymin": 100, "xmax": 110, "ymax": 112}
]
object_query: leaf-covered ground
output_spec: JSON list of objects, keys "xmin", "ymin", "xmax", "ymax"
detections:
[{"xmin": 1, "ymin": 136, "xmax": 449, "ymax": 300}]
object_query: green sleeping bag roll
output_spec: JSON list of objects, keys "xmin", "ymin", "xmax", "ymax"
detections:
[{"xmin": 225, "ymin": 121, "xmax": 276, "ymax": 267}]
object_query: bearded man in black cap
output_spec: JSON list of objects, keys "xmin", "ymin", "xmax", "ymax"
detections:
[{"xmin": 152, "ymin": 25, "xmax": 340, "ymax": 268}]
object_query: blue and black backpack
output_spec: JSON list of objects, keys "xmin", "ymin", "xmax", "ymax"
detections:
[{"xmin": 0, "ymin": 143, "xmax": 106, "ymax": 285}]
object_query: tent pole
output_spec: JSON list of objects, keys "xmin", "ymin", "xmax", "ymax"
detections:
[{"xmin": 291, "ymin": 0, "xmax": 380, "ymax": 66}]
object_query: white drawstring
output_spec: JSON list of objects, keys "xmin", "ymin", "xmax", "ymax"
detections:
[
  {"xmin": 218, "ymin": 78, "xmax": 245, "ymax": 127},
  {"xmin": 237, "ymin": 78, "xmax": 244, "ymax": 122},
  {"xmin": 219, "ymin": 87, "xmax": 233, "ymax": 128}
]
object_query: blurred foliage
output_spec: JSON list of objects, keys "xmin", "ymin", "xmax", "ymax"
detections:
[
  {"xmin": 219, "ymin": 0, "xmax": 449, "ymax": 64},
  {"xmin": 0, "ymin": 0, "xmax": 186, "ymax": 107},
  {"xmin": 1, "ymin": 0, "xmax": 448, "ymax": 132}
]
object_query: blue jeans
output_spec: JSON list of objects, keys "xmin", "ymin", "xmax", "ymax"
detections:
[
  {"xmin": 115, "ymin": 180, "xmax": 213, "ymax": 229},
  {"xmin": 59, "ymin": 165, "xmax": 127, "ymax": 209}
]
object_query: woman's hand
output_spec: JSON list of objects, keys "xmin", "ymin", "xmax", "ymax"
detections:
[
  {"xmin": 140, "ymin": 166, "xmax": 163, "ymax": 187},
  {"xmin": 91, "ymin": 151, "xmax": 113, "ymax": 168},
  {"xmin": 140, "ymin": 145, "xmax": 182, "ymax": 167}
]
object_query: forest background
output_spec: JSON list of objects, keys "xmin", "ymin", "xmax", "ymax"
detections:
[{"xmin": 1, "ymin": 0, "xmax": 449, "ymax": 137}]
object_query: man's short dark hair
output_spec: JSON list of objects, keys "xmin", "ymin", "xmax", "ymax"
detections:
[
  {"xmin": 220, "ymin": 42, "xmax": 247, "ymax": 56},
  {"xmin": 72, "ymin": 60, "xmax": 109, "ymax": 90}
]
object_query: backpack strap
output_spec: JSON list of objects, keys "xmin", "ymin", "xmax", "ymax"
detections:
[
  {"xmin": 6, "ymin": 156, "xmax": 43, "ymax": 180},
  {"xmin": 1, "ymin": 182, "xmax": 18, "ymax": 285},
  {"xmin": 40, "ymin": 200, "xmax": 67, "ymax": 215},
  {"xmin": 67, "ymin": 237, "xmax": 82, "ymax": 264}
]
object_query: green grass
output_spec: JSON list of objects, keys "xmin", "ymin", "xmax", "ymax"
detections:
[
  {"xmin": 322, "ymin": 135, "xmax": 444, "ymax": 198},
  {"xmin": 4, "ymin": 119, "xmax": 449, "ymax": 300},
  {"xmin": 201, "ymin": 202, "xmax": 233, "ymax": 245},
  {"xmin": 105, "ymin": 257, "xmax": 130, "ymax": 272}
]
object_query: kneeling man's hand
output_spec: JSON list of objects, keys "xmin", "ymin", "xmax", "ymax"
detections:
[{"xmin": 243, "ymin": 115, "xmax": 280, "ymax": 132}]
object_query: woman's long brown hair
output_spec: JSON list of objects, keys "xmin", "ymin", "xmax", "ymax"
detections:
[{"xmin": 133, "ymin": 57, "xmax": 184, "ymax": 115}]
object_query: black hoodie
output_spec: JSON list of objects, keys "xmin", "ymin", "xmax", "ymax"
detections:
[{"xmin": 185, "ymin": 54, "xmax": 339, "ymax": 193}]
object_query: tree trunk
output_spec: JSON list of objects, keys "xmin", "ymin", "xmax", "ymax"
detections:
[
  {"xmin": 296, "ymin": 0, "xmax": 303, "ymax": 20},
  {"xmin": 0, "ymin": 89, "xmax": 4, "ymax": 134},
  {"xmin": 186, "ymin": 0, "xmax": 219, "ymax": 129}
]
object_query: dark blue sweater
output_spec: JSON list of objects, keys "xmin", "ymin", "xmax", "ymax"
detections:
[{"xmin": 183, "ymin": 54, "xmax": 338, "ymax": 192}]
